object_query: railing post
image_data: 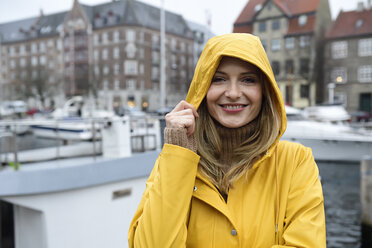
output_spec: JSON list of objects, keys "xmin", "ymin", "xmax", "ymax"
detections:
[
  {"xmin": 92, "ymin": 119, "xmax": 96, "ymax": 161},
  {"xmin": 12, "ymin": 124, "xmax": 18, "ymax": 164},
  {"xmin": 361, "ymin": 156, "xmax": 372, "ymax": 248}
]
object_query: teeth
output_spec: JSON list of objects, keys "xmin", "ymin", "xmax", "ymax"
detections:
[{"xmin": 224, "ymin": 105, "xmax": 244, "ymax": 110}]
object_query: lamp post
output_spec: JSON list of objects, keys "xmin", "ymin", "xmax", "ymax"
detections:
[
  {"xmin": 328, "ymin": 82, "xmax": 335, "ymax": 104},
  {"xmin": 160, "ymin": 0, "xmax": 166, "ymax": 109}
]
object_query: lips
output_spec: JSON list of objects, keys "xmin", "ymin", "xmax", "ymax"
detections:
[{"xmin": 219, "ymin": 104, "xmax": 248, "ymax": 112}]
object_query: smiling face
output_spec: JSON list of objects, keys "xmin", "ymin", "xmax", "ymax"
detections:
[{"xmin": 206, "ymin": 57, "xmax": 263, "ymax": 128}]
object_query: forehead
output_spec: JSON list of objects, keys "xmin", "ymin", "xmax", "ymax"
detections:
[{"xmin": 216, "ymin": 56, "xmax": 260, "ymax": 74}]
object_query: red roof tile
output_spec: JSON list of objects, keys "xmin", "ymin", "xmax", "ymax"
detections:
[
  {"xmin": 286, "ymin": 15, "xmax": 316, "ymax": 35},
  {"xmin": 326, "ymin": 9, "xmax": 372, "ymax": 39},
  {"xmin": 235, "ymin": 0, "xmax": 265, "ymax": 24},
  {"xmin": 234, "ymin": 0, "xmax": 320, "ymax": 25},
  {"xmin": 275, "ymin": 0, "xmax": 320, "ymax": 16}
]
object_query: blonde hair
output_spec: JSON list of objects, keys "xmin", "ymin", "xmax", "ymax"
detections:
[{"xmin": 195, "ymin": 70, "xmax": 281, "ymax": 194}]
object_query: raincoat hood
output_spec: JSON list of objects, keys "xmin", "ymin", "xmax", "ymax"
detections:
[{"xmin": 186, "ymin": 33, "xmax": 287, "ymax": 141}]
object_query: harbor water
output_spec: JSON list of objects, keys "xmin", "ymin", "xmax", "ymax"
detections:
[
  {"xmin": 0, "ymin": 133, "xmax": 364, "ymax": 247},
  {"xmin": 318, "ymin": 161, "xmax": 361, "ymax": 248}
]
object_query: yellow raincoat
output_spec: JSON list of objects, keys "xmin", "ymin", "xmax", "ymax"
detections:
[{"xmin": 128, "ymin": 33, "xmax": 326, "ymax": 247}]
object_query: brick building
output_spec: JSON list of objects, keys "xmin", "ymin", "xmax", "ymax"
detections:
[
  {"xmin": 0, "ymin": 0, "xmax": 196, "ymax": 111},
  {"xmin": 233, "ymin": 0, "xmax": 332, "ymax": 108},
  {"xmin": 324, "ymin": 3, "xmax": 372, "ymax": 114}
]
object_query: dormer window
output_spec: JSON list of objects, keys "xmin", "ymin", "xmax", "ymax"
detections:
[
  {"xmin": 107, "ymin": 10, "xmax": 116, "ymax": 25},
  {"xmin": 356, "ymin": 19, "xmax": 363, "ymax": 28},
  {"xmin": 95, "ymin": 13, "xmax": 103, "ymax": 27},
  {"xmin": 298, "ymin": 15, "xmax": 307, "ymax": 26},
  {"xmin": 254, "ymin": 4, "xmax": 262, "ymax": 12}
]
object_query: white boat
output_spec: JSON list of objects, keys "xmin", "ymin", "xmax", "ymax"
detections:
[
  {"xmin": 282, "ymin": 106, "xmax": 372, "ymax": 161},
  {"xmin": 31, "ymin": 96, "xmax": 114, "ymax": 140}
]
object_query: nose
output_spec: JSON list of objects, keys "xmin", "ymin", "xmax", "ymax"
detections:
[{"xmin": 225, "ymin": 81, "xmax": 241, "ymax": 99}]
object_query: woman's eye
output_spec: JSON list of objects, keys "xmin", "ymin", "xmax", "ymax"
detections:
[
  {"xmin": 212, "ymin": 77, "xmax": 225, "ymax": 83},
  {"xmin": 242, "ymin": 77, "xmax": 256, "ymax": 83}
]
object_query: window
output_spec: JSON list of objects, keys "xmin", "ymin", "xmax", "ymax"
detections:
[
  {"xmin": 57, "ymin": 40, "xmax": 62, "ymax": 50},
  {"xmin": 359, "ymin": 38, "xmax": 372, "ymax": 57},
  {"xmin": 298, "ymin": 15, "xmax": 307, "ymax": 26},
  {"xmin": 113, "ymin": 31, "xmax": 120, "ymax": 43},
  {"xmin": 272, "ymin": 20, "xmax": 280, "ymax": 30},
  {"xmin": 40, "ymin": 55, "xmax": 46, "ymax": 65},
  {"xmin": 331, "ymin": 67, "xmax": 347, "ymax": 83},
  {"xmin": 102, "ymin": 33, "xmax": 108, "ymax": 44},
  {"xmin": 103, "ymin": 66, "xmax": 109, "ymax": 75},
  {"xmin": 113, "ymin": 47, "xmax": 120, "ymax": 59},
  {"xmin": 285, "ymin": 37, "xmax": 295, "ymax": 49},
  {"xmin": 272, "ymin": 61, "xmax": 280, "ymax": 76},
  {"xmin": 124, "ymin": 60, "xmax": 138, "ymax": 75},
  {"xmin": 299, "ymin": 36, "xmax": 310, "ymax": 47},
  {"xmin": 48, "ymin": 40, "xmax": 54, "ymax": 47},
  {"xmin": 152, "ymin": 66, "xmax": 159, "ymax": 80},
  {"xmin": 152, "ymin": 35, "xmax": 159, "ymax": 47},
  {"xmin": 19, "ymin": 45, "xmax": 26, "ymax": 55},
  {"xmin": 127, "ymin": 79, "xmax": 136, "ymax": 90},
  {"xmin": 139, "ymin": 32, "xmax": 144, "ymax": 42},
  {"xmin": 300, "ymin": 84, "xmax": 310, "ymax": 98},
  {"xmin": 9, "ymin": 59, "xmax": 16, "ymax": 69},
  {"xmin": 271, "ymin": 39, "xmax": 281, "ymax": 51},
  {"xmin": 114, "ymin": 64, "xmax": 120, "ymax": 75},
  {"xmin": 94, "ymin": 34, "xmax": 99, "ymax": 45},
  {"xmin": 31, "ymin": 56, "xmax": 38, "ymax": 66},
  {"xmin": 300, "ymin": 58, "xmax": 309, "ymax": 76},
  {"xmin": 259, "ymin": 22, "xmax": 266, "ymax": 32},
  {"xmin": 39, "ymin": 42, "xmax": 46, "ymax": 52},
  {"xmin": 94, "ymin": 66, "xmax": 100, "ymax": 76},
  {"xmin": 126, "ymin": 29, "xmax": 135, "ymax": 42},
  {"xmin": 139, "ymin": 48, "xmax": 145, "ymax": 59},
  {"xmin": 358, "ymin": 65, "xmax": 372, "ymax": 83},
  {"xmin": 126, "ymin": 43, "xmax": 136, "ymax": 58},
  {"xmin": 20, "ymin": 58, "xmax": 26, "ymax": 67},
  {"xmin": 152, "ymin": 51, "xmax": 160, "ymax": 64},
  {"xmin": 94, "ymin": 50, "xmax": 99, "ymax": 61},
  {"xmin": 102, "ymin": 49, "xmax": 108, "ymax": 60},
  {"xmin": 285, "ymin": 60, "xmax": 294, "ymax": 74},
  {"xmin": 139, "ymin": 63, "xmax": 144, "ymax": 74},
  {"xmin": 180, "ymin": 42, "xmax": 185, "ymax": 52},
  {"xmin": 114, "ymin": 79, "xmax": 120, "ymax": 90},
  {"xmin": 31, "ymin": 43, "xmax": 37, "ymax": 53},
  {"xmin": 171, "ymin": 39, "xmax": 177, "ymax": 51},
  {"xmin": 9, "ymin": 46, "xmax": 15, "ymax": 56},
  {"xmin": 331, "ymin": 41, "xmax": 348, "ymax": 59}
]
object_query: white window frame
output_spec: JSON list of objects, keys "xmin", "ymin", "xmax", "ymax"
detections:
[
  {"xmin": 331, "ymin": 41, "xmax": 348, "ymax": 59},
  {"xmin": 126, "ymin": 29, "xmax": 135, "ymax": 42},
  {"xmin": 299, "ymin": 36, "xmax": 310, "ymax": 48},
  {"xmin": 298, "ymin": 15, "xmax": 307, "ymax": 26},
  {"xmin": 285, "ymin": 37, "xmax": 295, "ymax": 50},
  {"xmin": 271, "ymin": 39, "xmax": 281, "ymax": 51},
  {"xmin": 127, "ymin": 79, "xmax": 136, "ymax": 90},
  {"xmin": 124, "ymin": 60, "xmax": 138, "ymax": 75},
  {"xmin": 358, "ymin": 38, "xmax": 372, "ymax": 57},
  {"xmin": 102, "ymin": 49, "xmax": 108, "ymax": 60},
  {"xmin": 358, "ymin": 65, "xmax": 372, "ymax": 83},
  {"xmin": 102, "ymin": 33, "xmax": 108, "ymax": 44},
  {"xmin": 113, "ymin": 31, "xmax": 120, "ymax": 43},
  {"xmin": 113, "ymin": 47, "xmax": 120, "ymax": 59}
]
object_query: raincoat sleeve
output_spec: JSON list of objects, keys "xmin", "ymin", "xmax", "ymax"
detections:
[
  {"xmin": 273, "ymin": 146, "xmax": 326, "ymax": 248},
  {"xmin": 128, "ymin": 144, "xmax": 200, "ymax": 248}
]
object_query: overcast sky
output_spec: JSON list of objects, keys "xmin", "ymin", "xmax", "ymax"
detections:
[{"xmin": 0, "ymin": 0, "xmax": 368, "ymax": 35}]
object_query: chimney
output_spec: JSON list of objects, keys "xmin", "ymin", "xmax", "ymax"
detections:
[{"xmin": 357, "ymin": 1, "xmax": 365, "ymax": 12}]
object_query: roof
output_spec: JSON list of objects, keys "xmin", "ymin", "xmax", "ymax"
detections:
[
  {"xmin": 286, "ymin": 14, "xmax": 316, "ymax": 35},
  {"xmin": 326, "ymin": 8, "xmax": 372, "ymax": 39},
  {"xmin": 234, "ymin": 0, "xmax": 320, "ymax": 25},
  {"xmin": 0, "ymin": 0, "xmax": 193, "ymax": 44}
]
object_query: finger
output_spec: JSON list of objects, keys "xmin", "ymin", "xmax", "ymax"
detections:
[{"xmin": 171, "ymin": 100, "xmax": 199, "ymax": 118}]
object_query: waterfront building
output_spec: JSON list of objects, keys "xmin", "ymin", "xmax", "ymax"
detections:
[
  {"xmin": 324, "ymin": 2, "xmax": 372, "ymax": 115},
  {"xmin": 0, "ymin": 0, "xmax": 200, "ymax": 112},
  {"xmin": 233, "ymin": 0, "xmax": 332, "ymax": 108}
]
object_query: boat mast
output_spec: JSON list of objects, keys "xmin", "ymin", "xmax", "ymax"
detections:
[{"xmin": 160, "ymin": 0, "xmax": 166, "ymax": 108}]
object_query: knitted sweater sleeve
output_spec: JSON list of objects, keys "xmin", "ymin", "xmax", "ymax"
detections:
[{"xmin": 164, "ymin": 127, "xmax": 197, "ymax": 153}]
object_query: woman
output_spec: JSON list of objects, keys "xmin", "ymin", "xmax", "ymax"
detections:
[{"xmin": 128, "ymin": 33, "xmax": 326, "ymax": 247}]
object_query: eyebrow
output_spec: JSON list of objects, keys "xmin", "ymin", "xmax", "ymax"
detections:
[{"xmin": 214, "ymin": 71, "xmax": 259, "ymax": 76}]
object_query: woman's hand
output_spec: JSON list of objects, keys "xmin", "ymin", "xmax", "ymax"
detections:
[{"xmin": 165, "ymin": 100, "xmax": 199, "ymax": 136}]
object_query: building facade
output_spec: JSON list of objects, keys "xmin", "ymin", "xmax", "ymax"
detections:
[
  {"xmin": 233, "ymin": 0, "xmax": 332, "ymax": 108},
  {"xmin": 324, "ymin": 3, "xmax": 372, "ymax": 114},
  {"xmin": 0, "ymin": 0, "xmax": 196, "ymax": 112}
]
